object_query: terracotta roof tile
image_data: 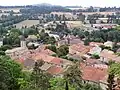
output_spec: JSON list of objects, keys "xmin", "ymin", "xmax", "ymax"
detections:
[
  {"xmin": 51, "ymin": 57, "xmax": 63, "ymax": 65},
  {"xmin": 89, "ymin": 42, "xmax": 103, "ymax": 47},
  {"xmin": 80, "ymin": 63, "xmax": 108, "ymax": 83},
  {"xmin": 40, "ymin": 49, "xmax": 55, "ymax": 55},
  {"xmin": 100, "ymin": 49, "xmax": 120, "ymax": 62},
  {"xmin": 47, "ymin": 66, "xmax": 63, "ymax": 75},
  {"xmin": 70, "ymin": 43, "xmax": 90, "ymax": 55},
  {"xmin": 32, "ymin": 53, "xmax": 64, "ymax": 65},
  {"xmin": 33, "ymin": 53, "xmax": 54, "ymax": 63}
]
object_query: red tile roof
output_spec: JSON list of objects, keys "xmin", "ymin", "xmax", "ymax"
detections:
[
  {"xmin": 80, "ymin": 63, "xmax": 108, "ymax": 83},
  {"xmin": 32, "ymin": 53, "xmax": 63, "ymax": 65},
  {"xmin": 41, "ymin": 49, "xmax": 55, "ymax": 55},
  {"xmin": 70, "ymin": 43, "xmax": 91, "ymax": 55},
  {"xmin": 47, "ymin": 66, "xmax": 63, "ymax": 75},
  {"xmin": 51, "ymin": 57, "xmax": 63, "ymax": 65},
  {"xmin": 33, "ymin": 53, "xmax": 54, "ymax": 63},
  {"xmin": 89, "ymin": 42, "xmax": 103, "ymax": 47},
  {"xmin": 100, "ymin": 49, "xmax": 120, "ymax": 62}
]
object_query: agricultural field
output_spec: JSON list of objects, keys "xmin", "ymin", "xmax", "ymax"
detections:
[
  {"xmin": 51, "ymin": 12, "xmax": 77, "ymax": 20},
  {"xmin": 66, "ymin": 21, "xmax": 83, "ymax": 28},
  {"xmin": 14, "ymin": 20, "xmax": 39, "ymax": 29},
  {"xmin": 48, "ymin": 21, "xmax": 83, "ymax": 29}
]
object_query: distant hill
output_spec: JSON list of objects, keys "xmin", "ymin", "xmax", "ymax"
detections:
[
  {"xmin": 65, "ymin": 6, "xmax": 82, "ymax": 8},
  {"xmin": 33, "ymin": 3, "xmax": 52, "ymax": 7}
]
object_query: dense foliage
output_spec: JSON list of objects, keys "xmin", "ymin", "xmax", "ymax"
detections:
[
  {"xmin": 0, "ymin": 54, "xmax": 103, "ymax": 90},
  {"xmin": 0, "ymin": 56, "xmax": 23, "ymax": 90},
  {"xmin": 47, "ymin": 45, "xmax": 69, "ymax": 57},
  {"xmin": 72, "ymin": 28, "xmax": 120, "ymax": 43},
  {"xmin": 20, "ymin": 6, "xmax": 71, "ymax": 15}
]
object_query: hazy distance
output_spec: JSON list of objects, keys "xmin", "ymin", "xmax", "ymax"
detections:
[{"xmin": 0, "ymin": 0, "xmax": 120, "ymax": 7}]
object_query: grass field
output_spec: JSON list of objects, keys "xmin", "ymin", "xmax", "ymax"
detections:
[{"xmin": 14, "ymin": 20, "xmax": 39, "ymax": 29}]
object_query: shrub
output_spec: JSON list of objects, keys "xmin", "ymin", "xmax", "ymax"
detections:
[{"xmin": 92, "ymin": 54, "xmax": 100, "ymax": 59}]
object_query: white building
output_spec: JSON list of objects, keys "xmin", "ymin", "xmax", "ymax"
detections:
[
  {"xmin": 104, "ymin": 41, "xmax": 113, "ymax": 48},
  {"xmin": 88, "ymin": 46, "xmax": 102, "ymax": 55},
  {"xmin": 49, "ymin": 34, "xmax": 60, "ymax": 41}
]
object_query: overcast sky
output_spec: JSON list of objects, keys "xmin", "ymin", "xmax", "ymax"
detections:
[{"xmin": 0, "ymin": 0, "xmax": 120, "ymax": 7}]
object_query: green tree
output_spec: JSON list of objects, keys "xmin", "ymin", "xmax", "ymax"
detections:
[
  {"xmin": 84, "ymin": 38, "xmax": 90, "ymax": 46},
  {"xmin": 49, "ymin": 78, "xmax": 65, "ymax": 90},
  {"xmin": 63, "ymin": 63, "xmax": 82, "ymax": 89},
  {"xmin": 57, "ymin": 45, "xmax": 69, "ymax": 57},
  {"xmin": 30, "ymin": 61, "xmax": 51, "ymax": 90},
  {"xmin": 47, "ymin": 37, "xmax": 56, "ymax": 44},
  {"xmin": 107, "ymin": 62, "xmax": 119, "ymax": 90},
  {"xmin": 91, "ymin": 54, "xmax": 100, "ymax": 59},
  {"xmin": 0, "ymin": 45, "xmax": 12, "ymax": 51},
  {"xmin": 0, "ymin": 51, "xmax": 5, "ymax": 55},
  {"xmin": 81, "ymin": 83, "xmax": 102, "ymax": 90},
  {"xmin": 49, "ymin": 77, "xmax": 76, "ymax": 90},
  {"xmin": 0, "ymin": 56, "xmax": 23, "ymax": 90},
  {"xmin": 46, "ymin": 45, "xmax": 57, "ymax": 53}
]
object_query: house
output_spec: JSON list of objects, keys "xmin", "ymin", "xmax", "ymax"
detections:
[
  {"xmin": 89, "ymin": 42, "xmax": 103, "ymax": 47},
  {"xmin": 40, "ymin": 49, "xmax": 55, "ymax": 55},
  {"xmin": 47, "ymin": 66, "xmax": 63, "ymax": 76},
  {"xmin": 58, "ymin": 35, "xmax": 83, "ymax": 46},
  {"xmin": 85, "ymin": 59, "xmax": 102, "ymax": 65},
  {"xmin": 96, "ymin": 20, "xmax": 102, "ymax": 24},
  {"xmin": 27, "ymin": 42, "xmax": 40, "ymax": 47},
  {"xmin": 35, "ymin": 45, "xmax": 55, "ymax": 55},
  {"xmin": 5, "ymin": 47, "xmax": 29, "ymax": 60},
  {"xmin": 84, "ymin": 58, "xmax": 108, "ymax": 69},
  {"xmin": 69, "ymin": 43, "xmax": 91, "ymax": 56},
  {"xmin": 48, "ymin": 33, "xmax": 60, "ymax": 41},
  {"xmin": 27, "ymin": 35, "xmax": 37, "ymax": 42},
  {"xmin": 104, "ymin": 41, "xmax": 113, "ymax": 48},
  {"xmin": 93, "ymin": 24, "xmax": 117, "ymax": 30},
  {"xmin": 98, "ymin": 18, "xmax": 108, "ymax": 23},
  {"xmin": 80, "ymin": 63, "xmax": 108, "ymax": 90},
  {"xmin": 100, "ymin": 49, "xmax": 120, "ymax": 63},
  {"xmin": 32, "ymin": 52, "xmax": 72, "ymax": 67},
  {"xmin": 88, "ymin": 46, "xmax": 102, "ymax": 55}
]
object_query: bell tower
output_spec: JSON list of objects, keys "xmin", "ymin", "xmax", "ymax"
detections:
[
  {"xmin": 20, "ymin": 29, "xmax": 26, "ymax": 48},
  {"xmin": 0, "ymin": 37, "xmax": 3, "ymax": 47}
]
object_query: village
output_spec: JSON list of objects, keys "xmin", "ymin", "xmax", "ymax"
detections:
[
  {"xmin": 3, "ymin": 19, "xmax": 120, "ymax": 90},
  {"xmin": 1, "ymin": 4, "xmax": 120, "ymax": 90}
]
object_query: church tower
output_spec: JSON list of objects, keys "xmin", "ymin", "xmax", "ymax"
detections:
[
  {"xmin": 20, "ymin": 29, "xmax": 26, "ymax": 48},
  {"xmin": 0, "ymin": 38, "xmax": 3, "ymax": 47},
  {"xmin": 20, "ymin": 36, "xmax": 26, "ymax": 48}
]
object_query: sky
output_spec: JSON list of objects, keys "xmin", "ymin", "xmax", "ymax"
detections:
[{"xmin": 0, "ymin": 0, "xmax": 120, "ymax": 7}]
